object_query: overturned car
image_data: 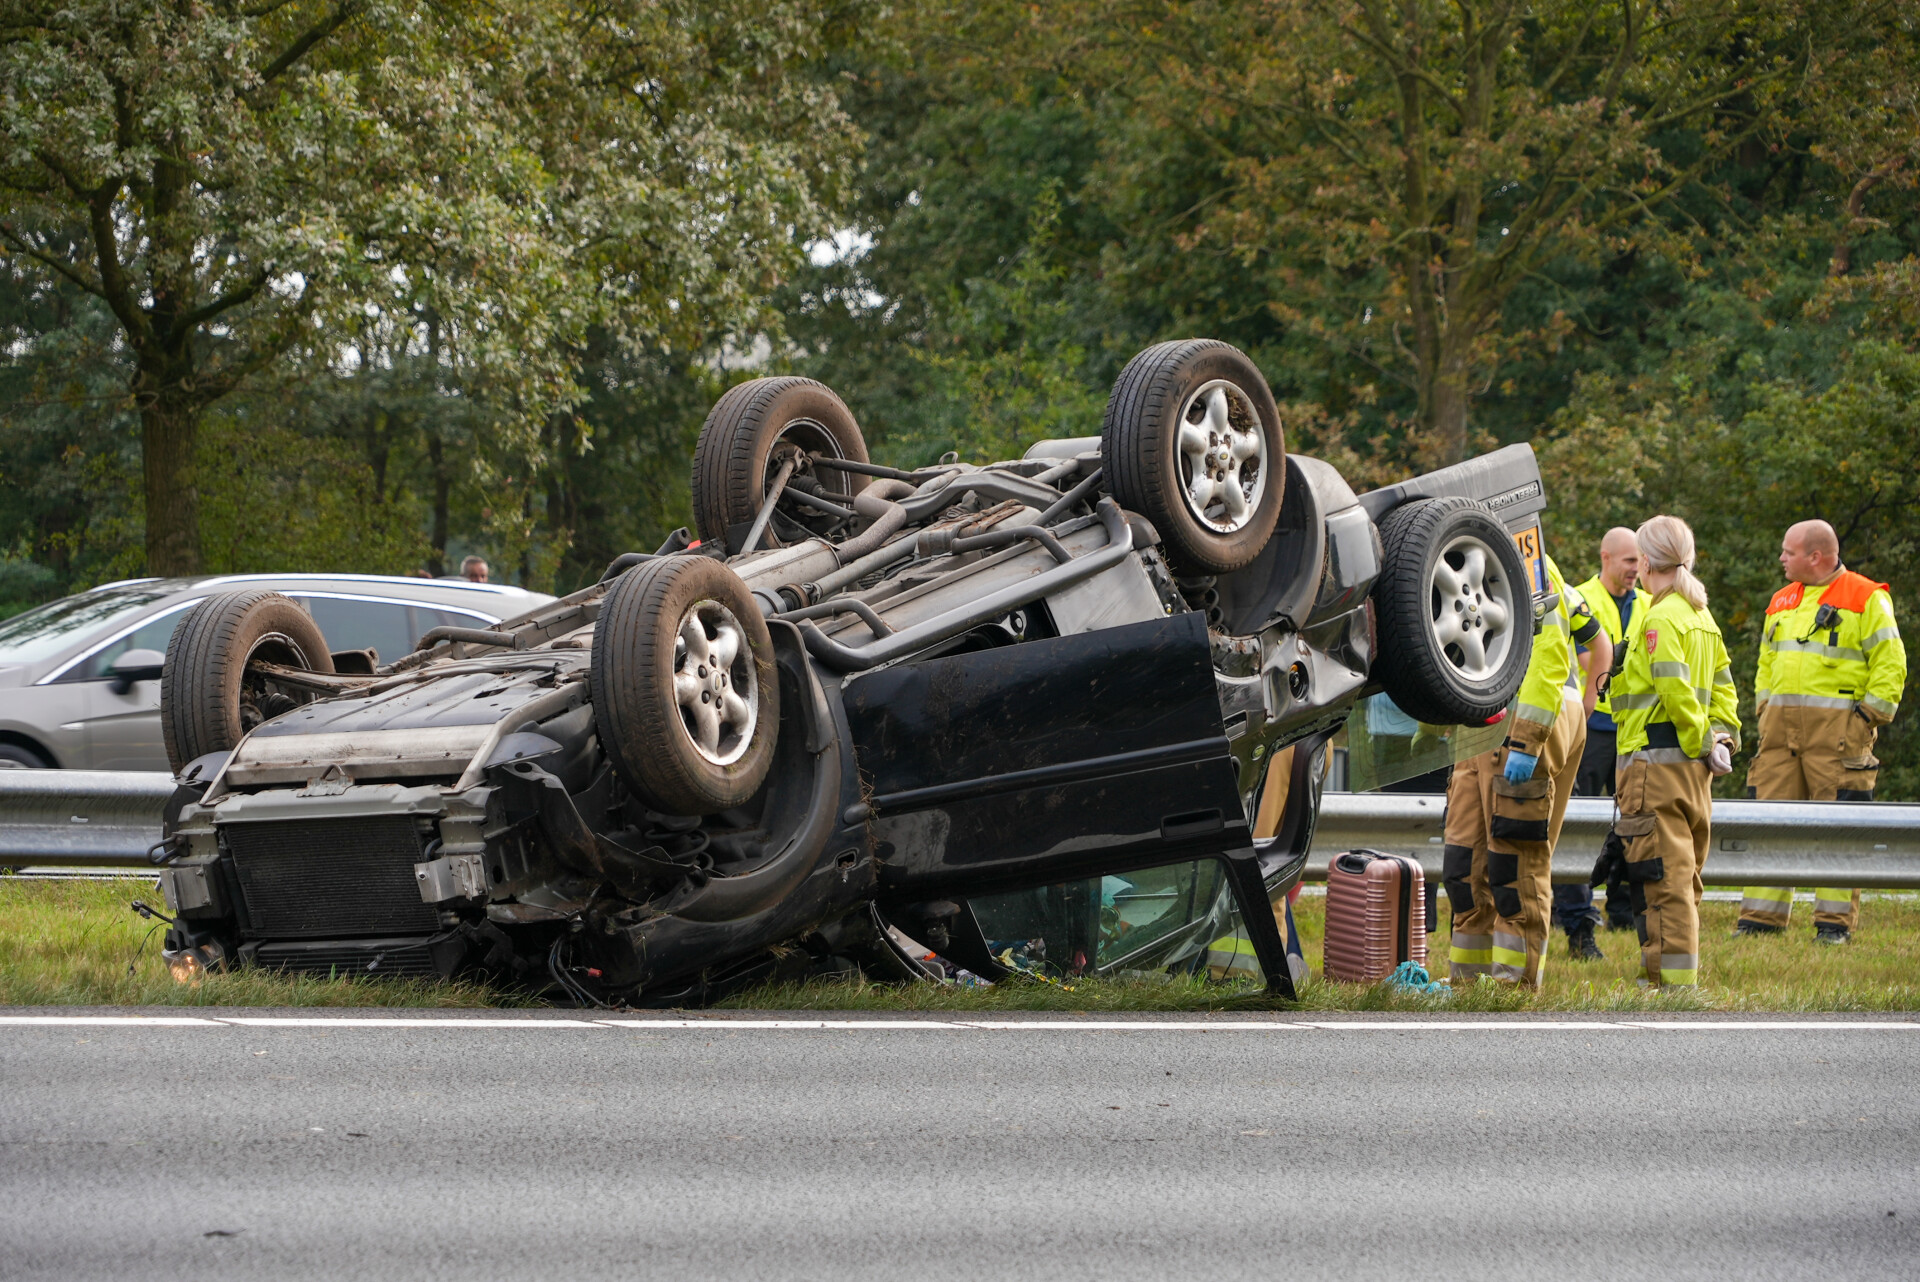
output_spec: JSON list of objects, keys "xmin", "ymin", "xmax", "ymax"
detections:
[{"xmin": 153, "ymin": 340, "xmax": 1549, "ymax": 1002}]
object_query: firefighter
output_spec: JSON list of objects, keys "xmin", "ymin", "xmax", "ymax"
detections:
[
  {"xmin": 1609, "ymin": 516, "xmax": 1740, "ymax": 989},
  {"xmin": 1443, "ymin": 553, "xmax": 1599, "ymax": 989},
  {"xmin": 1735, "ymin": 520, "xmax": 1907, "ymax": 943},
  {"xmin": 1556, "ymin": 527, "xmax": 1652, "ymax": 947}
]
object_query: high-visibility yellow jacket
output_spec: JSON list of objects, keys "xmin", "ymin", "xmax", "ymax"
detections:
[
  {"xmin": 1755, "ymin": 570, "xmax": 1906, "ymax": 725},
  {"xmin": 1614, "ymin": 590, "xmax": 1741, "ymax": 759},
  {"xmin": 1508, "ymin": 555, "xmax": 1592, "ymax": 753},
  {"xmin": 1574, "ymin": 574, "xmax": 1651, "ymax": 727}
]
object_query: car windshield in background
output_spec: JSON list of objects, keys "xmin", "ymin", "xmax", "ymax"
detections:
[{"xmin": 0, "ymin": 587, "xmax": 172, "ymax": 667}]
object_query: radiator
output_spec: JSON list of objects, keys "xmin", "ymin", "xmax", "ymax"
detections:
[{"xmin": 224, "ymin": 815, "xmax": 440, "ymax": 938}]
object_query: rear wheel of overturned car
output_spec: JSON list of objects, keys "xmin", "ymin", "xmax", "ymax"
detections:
[
  {"xmin": 1100, "ymin": 339, "xmax": 1285, "ymax": 575},
  {"xmin": 1369, "ymin": 496, "xmax": 1532, "ymax": 726},
  {"xmin": 591, "ymin": 556, "xmax": 780, "ymax": 815},
  {"xmin": 160, "ymin": 589, "xmax": 336, "ymax": 773},
  {"xmin": 691, "ymin": 376, "xmax": 871, "ymax": 553}
]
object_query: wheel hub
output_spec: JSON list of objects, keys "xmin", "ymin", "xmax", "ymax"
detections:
[
  {"xmin": 1175, "ymin": 379, "xmax": 1267, "ymax": 533},
  {"xmin": 672, "ymin": 600, "xmax": 758, "ymax": 767},
  {"xmin": 1426, "ymin": 536, "xmax": 1515, "ymax": 681}
]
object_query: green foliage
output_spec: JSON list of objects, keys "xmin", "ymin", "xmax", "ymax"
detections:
[
  {"xmin": 0, "ymin": 0, "xmax": 872, "ymax": 573},
  {"xmin": 195, "ymin": 411, "xmax": 432, "ymax": 577},
  {"xmin": 901, "ymin": 183, "xmax": 1109, "ymax": 463}
]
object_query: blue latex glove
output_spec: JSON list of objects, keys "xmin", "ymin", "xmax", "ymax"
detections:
[{"xmin": 1503, "ymin": 750, "xmax": 1539, "ymax": 784}]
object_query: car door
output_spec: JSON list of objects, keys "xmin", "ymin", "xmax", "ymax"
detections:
[
  {"xmin": 841, "ymin": 611, "xmax": 1249, "ymax": 902},
  {"xmin": 55, "ymin": 600, "xmax": 202, "ymax": 770}
]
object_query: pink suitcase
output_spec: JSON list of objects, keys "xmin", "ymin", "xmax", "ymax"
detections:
[{"xmin": 1322, "ymin": 850, "xmax": 1427, "ymax": 983}]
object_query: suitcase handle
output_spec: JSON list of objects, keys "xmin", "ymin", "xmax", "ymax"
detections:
[{"xmin": 1392, "ymin": 854, "xmax": 1413, "ymax": 967}]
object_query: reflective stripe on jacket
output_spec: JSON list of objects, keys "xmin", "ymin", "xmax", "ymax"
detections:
[
  {"xmin": 1574, "ymin": 575, "xmax": 1651, "ymax": 724},
  {"xmin": 1508, "ymin": 555, "xmax": 1577, "ymax": 754},
  {"xmin": 1562, "ymin": 578, "xmax": 1602, "ymax": 694},
  {"xmin": 1614, "ymin": 591, "xmax": 1741, "ymax": 759},
  {"xmin": 1755, "ymin": 570, "xmax": 1906, "ymax": 723}
]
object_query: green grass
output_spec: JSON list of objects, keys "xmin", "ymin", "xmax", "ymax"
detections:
[
  {"xmin": 721, "ymin": 894, "xmax": 1920, "ymax": 1013},
  {"xmin": 0, "ymin": 877, "xmax": 519, "ymax": 1008},
  {"xmin": 4, "ymin": 876, "xmax": 1916, "ymax": 1011}
]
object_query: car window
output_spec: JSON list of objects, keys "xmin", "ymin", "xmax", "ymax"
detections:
[
  {"xmin": 966, "ymin": 859, "xmax": 1231, "ymax": 976},
  {"xmin": 292, "ymin": 595, "xmax": 496, "ymax": 666},
  {"xmin": 57, "ymin": 600, "xmax": 202, "ymax": 681},
  {"xmin": 0, "ymin": 588, "xmax": 174, "ymax": 667}
]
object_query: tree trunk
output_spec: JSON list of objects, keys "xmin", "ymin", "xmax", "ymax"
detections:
[
  {"xmin": 138, "ymin": 359, "xmax": 204, "ymax": 576},
  {"xmin": 1428, "ymin": 332, "xmax": 1472, "ymax": 467},
  {"xmin": 425, "ymin": 429, "xmax": 450, "ymax": 577},
  {"xmin": 365, "ymin": 408, "xmax": 391, "ymax": 502}
]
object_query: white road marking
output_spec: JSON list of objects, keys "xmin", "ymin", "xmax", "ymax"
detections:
[
  {"xmin": 1294, "ymin": 1021, "xmax": 1633, "ymax": 1030},
  {"xmin": 215, "ymin": 1017, "xmax": 605, "ymax": 1028},
  {"xmin": 0, "ymin": 1014, "xmax": 1914, "ymax": 1031},
  {"xmin": 0, "ymin": 1015, "xmax": 225, "ymax": 1026}
]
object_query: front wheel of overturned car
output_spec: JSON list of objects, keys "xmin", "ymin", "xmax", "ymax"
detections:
[
  {"xmin": 1369, "ymin": 495, "xmax": 1532, "ymax": 726},
  {"xmin": 592, "ymin": 556, "xmax": 780, "ymax": 816},
  {"xmin": 160, "ymin": 590, "xmax": 336, "ymax": 773},
  {"xmin": 1100, "ymin": 339, "xmax": 1285, "ymax": 575}
]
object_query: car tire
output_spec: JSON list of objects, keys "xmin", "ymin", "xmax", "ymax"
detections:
[
  {"xmin": 1370, "ymin": 496, "xmax": 1533, "ymax": 726},
  {"xmin": 591, "ymin": 556, "xmax": 780, "ymax": 815},
  {"xmin": 691, "ymin": 377, "xmax": 871, "ymax": 552},
  {"xmin": 160, "ymin": 590, "xmax": 336, "ymax": 772},
  {"xmin": 1100, "ymin": 340, "xmax": 1285, "ymax": 574},
  {"xmin": 0, "ymin": 742, "xmax": 52, "ymax": 769}
]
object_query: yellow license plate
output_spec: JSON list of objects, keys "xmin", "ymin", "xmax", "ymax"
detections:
[{"xmin": 1513, "ymin": 524, "xmax": 1547, "ymax": 596}]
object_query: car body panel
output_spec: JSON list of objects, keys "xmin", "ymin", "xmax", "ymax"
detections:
[{"xmin": 0, "ymin": 575, "xmax": 553, "ymax": 770}]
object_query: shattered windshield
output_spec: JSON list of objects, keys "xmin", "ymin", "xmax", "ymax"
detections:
[{"xmin": 0, "ymin": 587, "xmax": 174, "ymax": 668}]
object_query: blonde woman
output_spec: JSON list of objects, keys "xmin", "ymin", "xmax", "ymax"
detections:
[{"xmin": 1608, "ymin": 516, "xmax": 1741, "ymax": 989}]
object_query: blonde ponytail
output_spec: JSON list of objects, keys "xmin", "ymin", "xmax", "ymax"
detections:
[{"xmin": 1637, "ymin": 514, "xmax": 1708, "ymax": 612}]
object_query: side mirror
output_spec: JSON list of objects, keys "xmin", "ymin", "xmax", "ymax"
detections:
[{"xmin": 109, "ymin": 648, "xmax": 166, "ymax": 695}]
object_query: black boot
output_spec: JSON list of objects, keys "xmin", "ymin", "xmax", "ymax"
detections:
[
  {"xmin": 1815, "ymin": 923, "xmax": 1851, "ymax": 945},
  {"xmin": 1568, "ymin": 927, "xmax": 1605, "ymax": 961}
]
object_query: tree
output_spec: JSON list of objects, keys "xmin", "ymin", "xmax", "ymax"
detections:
[
  {"xmin": 0, "ymin": 0, "xmax": 865, "ymax": 574},
  {"xmin": 1050, "ymin": 0, "xmax": 1808, "ymax": 462}
]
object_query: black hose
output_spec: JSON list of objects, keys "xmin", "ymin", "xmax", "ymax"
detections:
[
  {"xmin": 1037, "ymin": 466, "xmax": 1104, "ymax": 526},
  {"xmin": 600, "ymin": 552, "xmax": 655, "ymax": 582},
  {"xmin": 774, "ymin": 597, "xmax": 895, "ymax": 637}
]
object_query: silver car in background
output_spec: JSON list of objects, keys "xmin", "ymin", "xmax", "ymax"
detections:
[{"xmin": 0, "ymin": 575, "xmax": 554, "ymax": 770}]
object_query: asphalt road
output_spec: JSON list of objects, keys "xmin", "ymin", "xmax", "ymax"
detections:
[{"xmin": 4, "ymin": 1013, "xmax": 1917, "ymax": 1281}]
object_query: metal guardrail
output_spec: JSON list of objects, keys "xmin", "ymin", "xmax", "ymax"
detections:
[
  {"xmin": 1311, "ymin": 793, "xmax": 1920, "ymax": 889},
  {"xmin": 2, "ymin": 771, "xmax": 1918, "ymax": 890},
  {"xmin": 0, "ymin": 770, "xmax": 176, "ymax": 868}
]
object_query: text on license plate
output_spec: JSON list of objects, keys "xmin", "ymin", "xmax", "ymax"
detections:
[{"xmin": 1513, "ymin": 525, "xmax": 1547, "ymax": 595}]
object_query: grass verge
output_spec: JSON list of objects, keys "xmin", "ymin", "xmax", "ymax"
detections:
[
  {"xmin": 728, "ymin": 895, "xmax": 1920, "ymax": 1013},
  {"xmin": 3, "ymin": 877, "xmax": 1916, "ymax": 1011},
  {"xmin": 0, "ymin": 877, "xmax": 518, "ymax": 1008}
]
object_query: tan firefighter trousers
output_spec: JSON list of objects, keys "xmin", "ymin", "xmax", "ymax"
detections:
[
  {"xmin": 1616, "ymin": 752, "xmax": 1712, "ymax": 987},
  {"xmin": 1444, "ymin": 695, "xmax": 1586, "ymax": 988},
  {"xmin": 1739, "ymin": 703, "xmax": 1879, "ymax": 932}
]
